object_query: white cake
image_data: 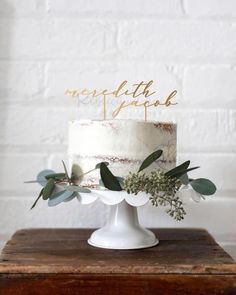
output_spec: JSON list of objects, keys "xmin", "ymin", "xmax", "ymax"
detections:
[{"xmin": 68, "ymin": 120, "xmax": 177, "ymax": 186}]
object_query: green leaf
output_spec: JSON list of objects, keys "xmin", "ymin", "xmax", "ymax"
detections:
[
  {"xmin": 116, "ymin": 176, "xmax": 125, "ymax": 188},
  {"xmin": 36, "ymin": 169, "xmax": 55, "ymax": 186},
  {"xmin": 190, "ymin": 178, "xmax": 216, "ymax": 196},
  {"xmin": 63, "ymin": 193, "xmax": 77, "ymax": 202},
  {"xmin": 70, "ymin": 163, "xmax": 83, "ymax": 184},
  {"xmin": 42, "ymin": 178, "xmax": 55, "ymax": 200},
  {"xmin": 95, "ymin": 161, "xmax": 109, "ymax": 169},
  {"xmin": 179, "ymin": 173, "xmax": 189, "ymax": 185},
  {"xmin": 45, "ymin": 173, "xmax": 66, "ymax": 180},
  {"xmin": 170, "ymin": 166, "xmax": 200, "ymax": 179},
  {"xmin": 100, "ymin": 162, "xmax": 122, "ymax": 191},
  {"xmin": 49, "ymin": 190, "xmax": 67, "ymax": 199},
  {"xmin": 138, "ymin": 150, "xmax": 163, "ymax": 172},
  {"xmin": 100, "ymin": 176, "xmax": 124, "ymax": 188},
  {"xmin": 65, "ymin": 185, "xmax": 91, "ymax": 193},
  {"xmin": 30, "ymin": 188, "xmax": 43, "ymax": 209},
  {"xmin": 48, "ymin": 190, "xmax": 74, "ymax": 206},
  {"xmin": 62, "ymin": 160, "xmax": 69, "ymax": 181},
  {"xmin": 165, "ymin": 161, "xmax": 190, "ymax": 177}
]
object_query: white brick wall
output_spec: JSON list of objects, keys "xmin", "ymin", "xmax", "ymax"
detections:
[{"xmin": 0, "ymin": 0, "xmax": 235, "ymax": 259}]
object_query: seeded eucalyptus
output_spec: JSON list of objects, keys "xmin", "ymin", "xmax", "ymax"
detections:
[{"xmin": 124, "ymin": 171, "xmax": 185, "ymax": 221}]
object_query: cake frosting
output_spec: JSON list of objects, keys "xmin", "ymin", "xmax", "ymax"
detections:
[{"xmin": 68, "ymin": 120, "xmax": 177, "ymax": 186}]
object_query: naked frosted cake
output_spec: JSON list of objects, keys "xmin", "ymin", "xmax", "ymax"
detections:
[{"xmin": 68, "ymin": 120, "xmax": 177, "ymax": 186}]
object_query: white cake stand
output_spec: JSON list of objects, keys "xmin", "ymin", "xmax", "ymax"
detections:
[{"xmin": 77, "ymin": 190, "xmax": 159, "ymax": 250}]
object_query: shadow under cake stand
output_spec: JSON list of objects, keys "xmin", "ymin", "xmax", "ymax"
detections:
[{"xmin": 78, "ymin": 190, "xmax": 159, "ymax": 250}]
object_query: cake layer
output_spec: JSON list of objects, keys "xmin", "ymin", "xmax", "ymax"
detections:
[{"xmin": 68, "ymin": 120, "xmax": 177, "ymax": 186}]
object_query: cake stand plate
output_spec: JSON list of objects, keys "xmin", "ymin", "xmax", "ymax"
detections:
[{"xmin": 78, "ymin": 190, "xmax": 158, "ymax": 250}]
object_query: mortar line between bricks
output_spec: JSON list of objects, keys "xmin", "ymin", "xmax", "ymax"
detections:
[
  {"xmin": 0, "ymin": 146, "xmax": 236, "ymax": 154},
  {"xmin": 0, "ymin": 59, "xmax": 234, "ymax": 66},
  {"xmin": 0, "ymin": 58, "xmax": 235, "ymax": 65},
  {"xmin": 0, "ymin": 146, "xmax": 67, "ymax": 153},
  {"xmin": 1, "ymin": 15, "xmax": 236, "ymax": 21}
]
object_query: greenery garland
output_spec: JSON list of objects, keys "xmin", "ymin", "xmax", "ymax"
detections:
[{"xmin": 26, "ymin": 150, "xmax": 217, "ymax": 221}]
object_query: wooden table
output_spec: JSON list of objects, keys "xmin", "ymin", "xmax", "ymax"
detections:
[{"xmin": 0, "ymin": 228, "xmax": 235, "ymax": 294}]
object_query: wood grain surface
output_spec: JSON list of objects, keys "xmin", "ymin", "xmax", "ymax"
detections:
[{"xmin": 0, "ymin": 228, "xmax": 235, "ymax": 294}]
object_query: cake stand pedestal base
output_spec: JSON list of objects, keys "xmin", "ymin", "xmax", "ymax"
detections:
[{"xmin": 88, "ymin": 200, "xmax": 159, "ymax": 250}]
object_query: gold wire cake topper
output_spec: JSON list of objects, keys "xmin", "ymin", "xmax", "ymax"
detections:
[{"xmin": 65, "ymin": 80, "xmax": 177, "ymax": 121}]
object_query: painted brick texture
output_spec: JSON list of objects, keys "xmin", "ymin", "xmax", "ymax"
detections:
[{"xmin": 0, "ymin": 0, "xmax": 235, "ymax": 257}]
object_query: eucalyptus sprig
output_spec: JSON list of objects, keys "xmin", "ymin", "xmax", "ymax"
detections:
[{"xmin": 26, "ymin": 161, "xmax": 107, "ymax": 209}]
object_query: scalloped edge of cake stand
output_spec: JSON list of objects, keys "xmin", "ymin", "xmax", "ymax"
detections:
[{"xmin": 77, "ymin": 190, "xmax": 150, "ymax": 206}]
